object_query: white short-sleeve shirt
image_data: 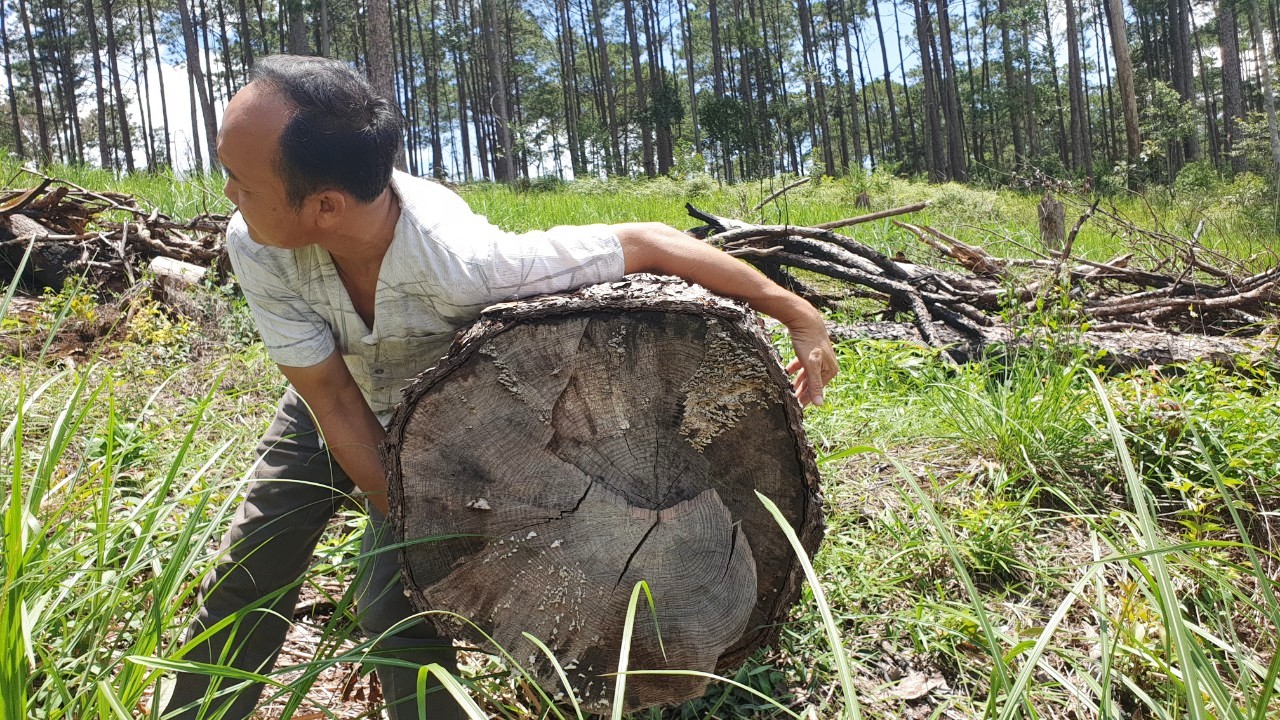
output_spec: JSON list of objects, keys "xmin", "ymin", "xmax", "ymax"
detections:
[{"xmin": 226, "ymin": 171, "xmax": 625, "ymax": 423}]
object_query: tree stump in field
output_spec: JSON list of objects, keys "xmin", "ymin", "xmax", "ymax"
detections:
[
  {"xmin": 1038, "ymin": 192, "xmax": 1065, "ymax": 251},
  {"xmin": 383, "ymin": 275, "xmax": 824, "ymax": 713}
]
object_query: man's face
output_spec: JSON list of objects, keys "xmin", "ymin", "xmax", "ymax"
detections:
[{"xmin": 217, "ymin": 83, "xmax": 309, "ymax": 250}]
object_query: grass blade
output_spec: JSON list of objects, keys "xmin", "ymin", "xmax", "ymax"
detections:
[
  {"xmin": 415, "ymin": 663, "xmax": 489, "ymax": 720},
  {"xmin": 609, "ymin": 580, "xmax": 657, "ymax": 720},
  {"xmin": 1088, "ymin": 369, "xmax": 1209, "ymax": 720},
  {"xmin": 757, "ymin": 490, "xmax": 862, "ymax": 720},
  {"xmin": 522, "ymin": 632, "xmax": 585, "ymax": 720}
]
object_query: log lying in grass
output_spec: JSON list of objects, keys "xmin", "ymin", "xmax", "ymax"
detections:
[
  {"xmin": 826, "ymin": 320, "xmax": 1280, "ymax": 371},
  {"xmin": 383, "ymin": 275, "xmax": 823, "ymax": 713}
]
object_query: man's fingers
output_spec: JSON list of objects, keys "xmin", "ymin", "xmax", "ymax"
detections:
[
  {"xmin": 802, "ymin": 347, "xmax": 830, "ymax": 406},
  {"xmin": 794, "ymin": 375, "xmax": 810, "ymax": 406}
]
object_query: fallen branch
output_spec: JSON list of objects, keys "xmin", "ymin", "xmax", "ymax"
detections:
[
  {"xmin": 813, "ymin": 201, "xmax": 930, "ymax": 230},
  {"xmin": 688, "ymin": 200, "xmax": 1279, "ymax": 350},
  {"xmin": 753, "ymin": 176, "xmax": 811, "ymax": 211}
]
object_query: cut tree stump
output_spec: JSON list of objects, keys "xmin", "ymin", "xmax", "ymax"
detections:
[{"xmin": 383, "ymin": 275, "xmax": 824, "ymax": 713}]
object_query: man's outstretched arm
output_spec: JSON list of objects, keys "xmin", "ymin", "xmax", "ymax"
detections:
[{"xmin": 614, "ymin": 222, "xmax": 837, "ymax": 406}]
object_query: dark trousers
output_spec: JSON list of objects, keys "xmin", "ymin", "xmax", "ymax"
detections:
[{"xmin": 163, "ymin": 390, "xmax": 464, "ymax": 719}]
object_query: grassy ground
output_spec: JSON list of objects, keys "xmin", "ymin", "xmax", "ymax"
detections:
[{"xmin": 1, "ymin": 167, "xmax": 1278, "ymax": 719}]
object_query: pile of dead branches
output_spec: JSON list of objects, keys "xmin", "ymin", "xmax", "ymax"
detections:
[
  {"xmin": 0, "ymin": 170, "xmax": 229, "ymax": 293},
  {"xmin": 689, "ymin": 200, "xmax": 1279, "ymax": 367}
]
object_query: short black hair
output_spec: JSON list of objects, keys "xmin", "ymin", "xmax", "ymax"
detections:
[{"xmin": 248, "ymin": 55, "xmax": 403, "ymax": 208}]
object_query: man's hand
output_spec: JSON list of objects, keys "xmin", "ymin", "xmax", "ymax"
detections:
[
  {"xmin": 615, "ymin": 221, "xmax": 839, "ymax": 406},
  {"xmin": 784, "ymin": 313, "xmax": 838, "ymax": 407}
]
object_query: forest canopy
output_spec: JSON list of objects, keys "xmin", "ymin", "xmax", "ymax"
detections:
[{"xmin": 1, "ymin": 0, "xmax": 1278, "ymax": 188}]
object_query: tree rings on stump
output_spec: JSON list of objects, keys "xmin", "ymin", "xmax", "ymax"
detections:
[{"xmin": 383, "ymin": 275, "xmax": 824, "ymax": 712}]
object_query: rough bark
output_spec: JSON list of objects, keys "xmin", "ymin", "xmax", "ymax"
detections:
[
  {"xmin": 916, "ymin": 0, "xmax": 946, "ymax": 181},
  {"xmin": 1106, "ymin": 0, "xmax": 1142, "ymax": 164},
  {"xmin": 874, "ymin": 0, "xmax": 901, "ymax": 161},
  {"xmin": 482, "ymin": 0, "xmax": 514, "ymax": 181},
  {"xmin": 625, "ymin": 0, "xmax": 655, "ymax": 177},
  {"xmin": 84, "ymin": 3, "xmax": 112, "ymax": 170},
  {"xmin": 366, "ymin": 0, "xmax": 403, "ymax": 170},
  {"xmin": 16, "ymin": 0, "xmax": 49, "ymax": 164},
  {"xmin": 144, "ymin": 0, "xmax": 172, "ymax": 167},
  {"xmin": 1249, "ymin": 0, "xmax": 1280, "ymax": 170},
  {"xmin": 384, "ymin": 276, "xmax": 823, "ymax": 714},
  {"xmin": 999, "ymin": 0, "xmax": 1025, "ymax": 171},
  {"xmin": 0, "ymin": 2, "xmax": 21, "ymax": 159},
  {"xmin": 1065, "ymin": 0, "xmax": 1091, "ymax": 172},
  {"xmin": 935, "ymin": 0, "xmax": 969, "ymax": 180},
  {"xmin": 176, "ymin": 0, "xmax": 219, "ymax": 171},
  {"xmin": 103, "ymin": 0, "xmax": 136, "ymax": 173},
  {"xmin": 1219, "ymin": 0, "xmax": 1247, "ymax": 173},
  {"xmin": 1170, "ymin": 0, "xmax": 1200, "ymax": 163}
]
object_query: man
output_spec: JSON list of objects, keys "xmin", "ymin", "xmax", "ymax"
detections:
[{"xmin": 165, "ymin": 54, "xmax": 836, "ymax": 720}]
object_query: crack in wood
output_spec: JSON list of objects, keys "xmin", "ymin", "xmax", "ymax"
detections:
[
  {"xmin": 615, "ymin": 518, "xmax": 661, "ymax": 589},
  {"xmin": 722, "ymin": 520, "xmax": 742, "ymax": 581}
]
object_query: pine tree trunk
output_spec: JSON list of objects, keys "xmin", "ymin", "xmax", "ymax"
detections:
[
  {"xmin": 145, "ymin": 0, "xmax": 172, "ymax": 166},
  {"xmin": 385, "ymin": 276, "xmax": 823, "ymax": 715},
  {"xmin": 1170, "ymin": 0, "xmax": 1200, "ymax": 162},
  {"xmin": 1219, "ymin": 0, "xmax": 1247, "ymax": 173},
  {"xmin": 1042, "ymin": 0, "xmax": 1069, "ymax": 168},
  {"xmin": 1106, "ymin": 0, "xmax": 1142, "ymax": 164},
  {"xmin": 416, "ymin": 0, "xmax": 445, "ymax": 178},
  {"xmin": 185, "ymin": 67, "xmax": 204, "ymax": 171},
  {"xmin": 365, "ymin": 0, "xmax": 403, "ymax": 170},
  {"xmin": 51, "ymin": 0, "xmax": 82, "ymax": 163},
  {"xmin": 961, "ymin": 0, "xmax": 984, "ymax": 165},
  {"xmin": 0, "ymin": 4, "xmax": 24, "ymax": 159},
  {"xmin": 285, "ymin": 0, "xmax": 306, "ymax": 53},
  {"xmin": 590, "ymin": 0, "xmax": 620, "ymax": 175},
  {"xmin": 131, "ymin": 13, "xmax": 157, "ymax": 170},
  {"xmin": 85, "ymin": 2, "xmax": 112, "ymax": 169},
  {"xmin": 17, "ymin": 0, "xmax": 49, "ymax": 164},
  {"xmin": 1249, "ymin": 0, "xmax": 1280, "ymax": 169},
  {"xmin": 1065, "ymin": 0, "xmax": 1090, "ymax": 172},
  {"xmin": 176, "ymin": 0, "xmax": 218, "ymax": 171},
  {"xmin": 896, "ymin": 4, "xmax": 919, "ymax": 169},
  {"xmin": 840, "ymin": 0, "xmax": 864, "ymax": 168},
  {"xmin": 104, "ymin": 0, "xmax": 136, "ymax": 172},
  {"xmin": 555, "ymin": 0, "xmax": 584, "ymax": 177},
  {"xmin": 710, "ymin": 0, "xmax": 733, "ymax": 181},
  {"xmin": 854, "ymin": 21, "xmax": 878, "ymax": 167},
  {"xmin": 1001, "ymin": 0, "xmax": 1026, "ymax": 172},
  {"xmin": 935, "ymin": 0, "xmax": 969, "ymax": 180},
  {"xmin": 916, "ymin": 0, "xmax": 946, "ymax": 180},
  {"xmin": 625, "ymin": 0, "xmax": 655, "ymax": 177},
  {"xmin": 1021, "ymin": 15, "xmax": 1039, "ymax": 158},
  {"xmin": 485, "ymin": 0, "xmax": 514, "ymax": 181},
  {"xmin": 680, "ymin": 0, "xmax": 697, "ymax": 151},
  {"xmin": 1093, "ymin": 0, "xmax": 1116, "ymax": 167},
  {"xmin": 237, "ymin": 0, "xmax": 255, "ymax": 70},
  {"xmin": 873, "ymin": 0, "xmax": 901, "ymax": 163}
]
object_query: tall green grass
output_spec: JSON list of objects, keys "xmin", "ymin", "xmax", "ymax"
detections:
[
  {"xmin": 1, "ymin": 363, "xmax": 243, "ymax": 719},
  {"xmin": 2, "ymin": 170, "xmax": 1277, "ymax": 718}
]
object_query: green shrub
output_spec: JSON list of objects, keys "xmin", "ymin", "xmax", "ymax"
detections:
[{"xmin": 1173, "ymin": 160, "xmax": 1222, "ymax": 197}]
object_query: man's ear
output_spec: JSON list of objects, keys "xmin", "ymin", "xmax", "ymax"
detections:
[{"xmin": 308, "ymin": 189, "xmax": 347, "ymax": 230}]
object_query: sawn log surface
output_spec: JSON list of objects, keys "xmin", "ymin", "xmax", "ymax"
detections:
[{"xmin": 382, "ymin": 275, "xmax": 824, "ymax": 712}]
